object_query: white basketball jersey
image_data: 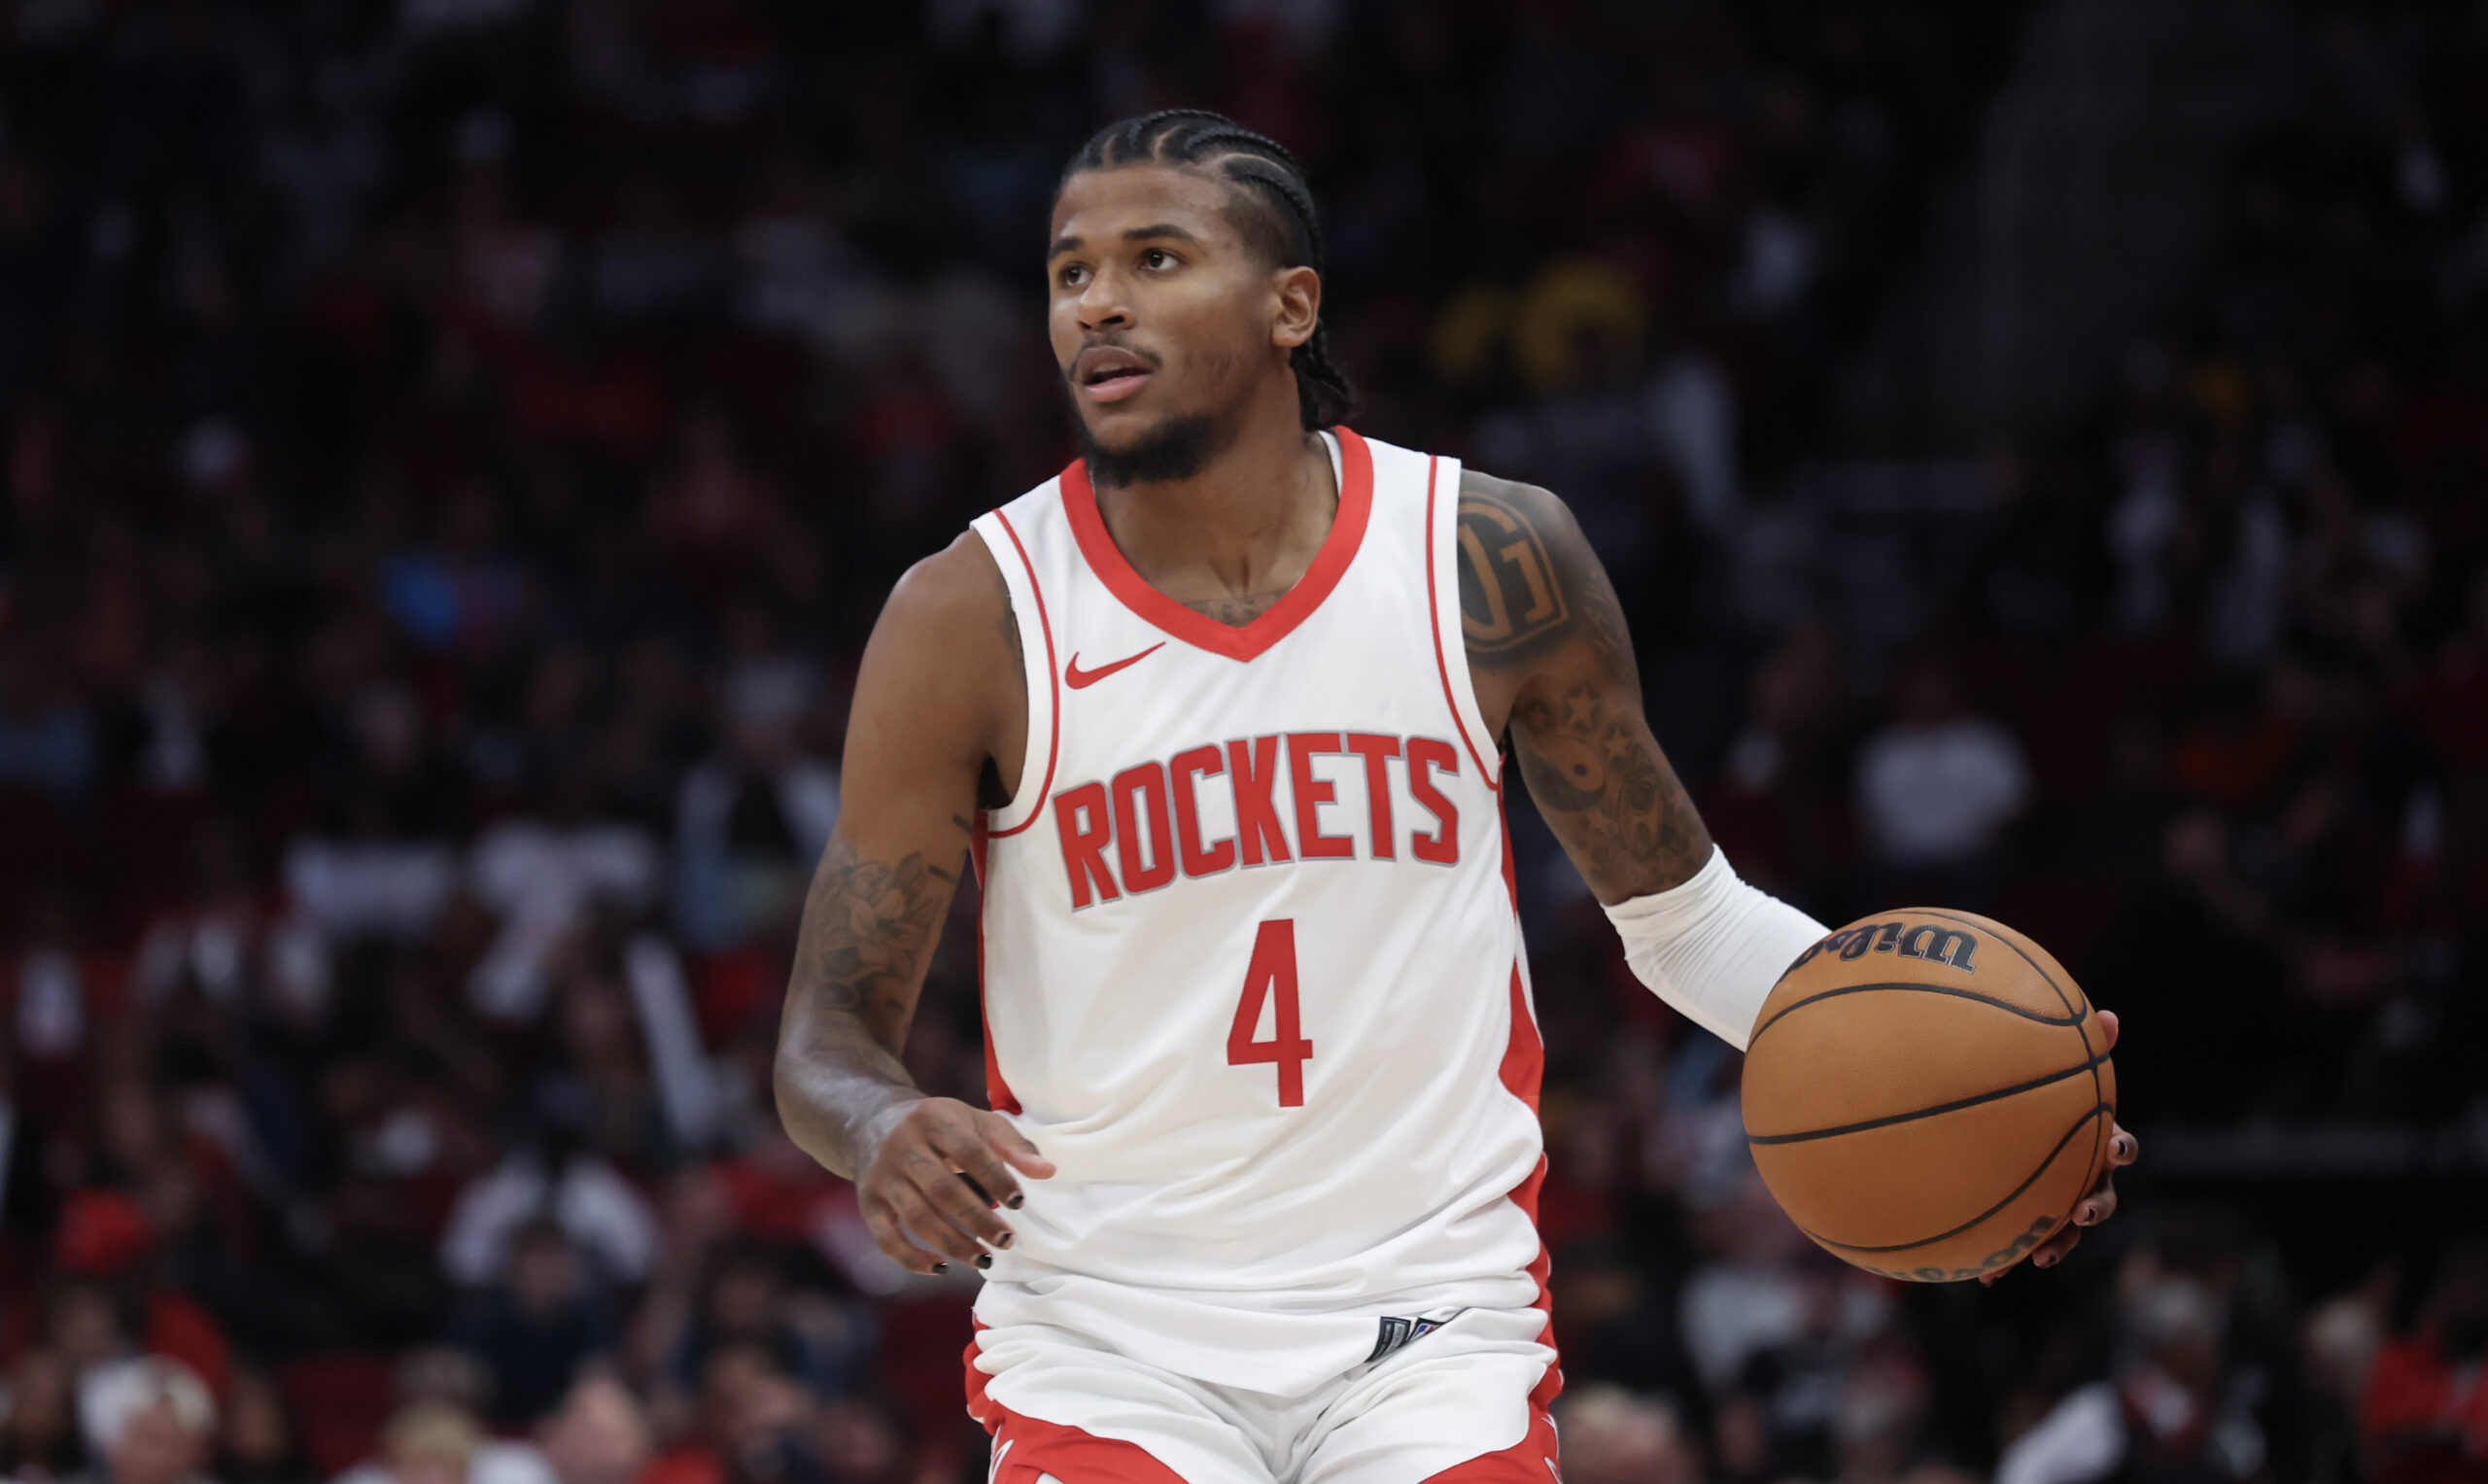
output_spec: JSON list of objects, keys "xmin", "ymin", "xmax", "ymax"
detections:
[{"xmin": 964, "ymin": 430, "xmax": 1550, "ymax": 1399}]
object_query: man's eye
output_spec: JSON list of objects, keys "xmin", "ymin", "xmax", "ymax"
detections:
[
  {"xmin": 1142, "ymin": 249, "xmax": 1176, "ymax": 269},
  {"xmin": 1058, "ymin": 264, "xmax": 1087, "ymax": 288}
]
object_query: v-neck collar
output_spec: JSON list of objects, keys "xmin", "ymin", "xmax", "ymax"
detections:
[{"xmin": 1059, "ymin": 427, "xmax": 1374, "ymax": 663}]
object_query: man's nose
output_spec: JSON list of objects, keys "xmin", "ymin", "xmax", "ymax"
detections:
[{"xmin": 1077, "ymin": 272, "xmax": 1132, "ymax": 329}]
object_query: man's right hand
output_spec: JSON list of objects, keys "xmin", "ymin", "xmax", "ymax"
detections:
[{"xmin": 857, "ymin": 1097, "xmax": 1057, "ymax": 1274}]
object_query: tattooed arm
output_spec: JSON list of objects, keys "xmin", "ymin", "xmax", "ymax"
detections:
[
  {"xmin": 774, "ymin": 532, "xmax": 1053, "ymax": 1275},
  {"xmin": 1456, "ymin": 469, "xmax": 1714, "ymax": 901},
  {"xmin": 1459, "ymin": 471, "xmax": 1822, "ymax": 1043},
  {"xmin": 1457, "ymin": 470, "xmax": 2138, "ymax": 1274}
]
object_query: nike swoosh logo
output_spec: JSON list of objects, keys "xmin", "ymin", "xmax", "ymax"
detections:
[{"xmin": 1064, "ymin": 642, "xmax": 1164, "ymax": 689}]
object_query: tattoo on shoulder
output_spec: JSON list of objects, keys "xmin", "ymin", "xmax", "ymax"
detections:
[
  {"xmin": 1456, "ymin": 481, "xmax": 1572, "ymax": 659},
  {"xmin": 1458, "ymin": 471, "xmax": 1712, "ymax": 895}
]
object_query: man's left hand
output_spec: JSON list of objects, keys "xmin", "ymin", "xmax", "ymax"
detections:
[{"xmin": 1984, "ymin": 1008, "xmax": 2139, "ymax": 1283}]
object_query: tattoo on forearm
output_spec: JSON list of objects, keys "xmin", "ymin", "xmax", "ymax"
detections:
[
  {"xmin": 1460, "ymin": 471, "xmax": 1713, "ymax": 898},
  {"xmin": 778, "ymin": 836, "xmax": 965, "ymax": 1174}
]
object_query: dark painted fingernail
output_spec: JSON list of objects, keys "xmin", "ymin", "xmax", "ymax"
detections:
[
  {"xmin": 975, "ymin": 1254, "xmax": 993, "ymax": 1270},
  {"xmin": 2036, "ymin": 1252, "xmax": 2057, "ymax": 1267},
  {"xmin": 2079, "ymin": 1205, "xmax": 2098, "ymax": 1225},
  {"xmin": 1008, "ymin": 1194, "xmax": 1024, "ymax": 1209},
  {"xmin": 931, "ymin": 1262, "xmax": 950, "ymax": 1274},
  {"xmin": 996, "ymin": 1230, "xmax": 1014, "ymax": 1248}
]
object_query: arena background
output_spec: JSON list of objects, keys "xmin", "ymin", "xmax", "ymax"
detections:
[{"xmin": 2, "ymin": 3, "xmax": 2485, "ymax": 1483}]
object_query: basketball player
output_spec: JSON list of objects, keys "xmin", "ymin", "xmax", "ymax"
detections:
[{"xmin": 775, "ymin": 111, "xmax": 2138, "ymax": 1484}]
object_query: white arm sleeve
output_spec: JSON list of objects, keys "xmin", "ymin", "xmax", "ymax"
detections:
[{"xmin": 1602, "ymin": 846, "xmax": 1829, "ymax": 1051}]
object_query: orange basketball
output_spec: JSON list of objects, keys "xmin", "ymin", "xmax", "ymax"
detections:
[{"xmin": 1740, "ymin": 908, "xmax": 2117, "ymax": 1283}]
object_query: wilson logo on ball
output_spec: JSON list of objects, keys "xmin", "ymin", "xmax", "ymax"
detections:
[{"xmin": 1789, "ymin": 920, "xmax": 1980, "ymax": 974}]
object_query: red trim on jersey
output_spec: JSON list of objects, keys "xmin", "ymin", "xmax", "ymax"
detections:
[
  {"xmin": 1425, "ymin": 455, "xmax": 1501, "ymax": 791},
  {"xmin": 984, "ymin": 1408, "xmax": 1192, "ymax": 1484},
  {"xmin": 1503, "ymin": 979, "xmax": 1563, "ymax": 1418},
  {"xmin": 1498, "ymin": 966, "xmax": 1543, "ymax": 1115},
  {"xmin": 1495, "ymin": 800, "xmax": 1563, "ymax": 1418},
  {"xmin": 1499, "ymin": 799, "xmax": 1523, "ymax": 913},
  {"xmin": 963, "ymin": 1323, "xmax": 997, "ymax": 1430},
  {"xmin": 966, "ymin": 1332, "xmax": 1189, "ymax": 1484},
  {"xmin": 970, "ymin": 827, "xmax": 1021, "ymax": 1115},
  {"xmin": 1418, "ymin": 1399, "xmax": 1562, "ymax": 1483},
  {"xmin": 1059, "ymin": 427, "xmax": 1375, "ymax": 662},
  {"xmin": 987, "ymin": 508, "xmax": 1059, "ymax": 840}
]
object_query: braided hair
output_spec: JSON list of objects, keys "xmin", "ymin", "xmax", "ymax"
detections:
[{"xmin": 1059, "ymin": 110, "xmax": 1358, "ymax": 432}]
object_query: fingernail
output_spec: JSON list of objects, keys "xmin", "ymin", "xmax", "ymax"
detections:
[
  {"xmin": 996, "ymin": 1231, "xmax": 1014, "ymax": 1248},
  {"xmin": 1008, "ymin": 1194, "xmax": 1024, "ymax": 1210},
  {"xmin": 2079, "ymin": 1205, "xmax": 2098, "ymax": 1225},
  {"xmin": 975, "ymin": 1254, "xmax": 993, "ymax": 1270},
  {"xmin": 2036, "ymin": 1252, "xmax": 2057, "ymax": 1268},
  {"xmin": 932, "ymin": 1262, "xmax": 950, "ymax": 1274}
]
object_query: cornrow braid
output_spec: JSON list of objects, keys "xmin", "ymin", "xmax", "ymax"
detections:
[{"xmin": 1060, "ymin": 109, "xmax": 1359, "ymax": 432}]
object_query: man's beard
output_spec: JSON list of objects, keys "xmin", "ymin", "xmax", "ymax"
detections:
[{"xmin": 1078, "ymin": 409, "xmax": 1236, "ymax": 487}]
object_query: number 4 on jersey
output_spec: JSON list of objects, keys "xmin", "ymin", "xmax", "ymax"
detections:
[{"xmin": 1227, "ymin": 919, "xmax": 1315, "ymax": 1107}]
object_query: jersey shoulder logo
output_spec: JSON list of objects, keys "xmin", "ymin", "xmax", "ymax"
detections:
[{"xmin": 1065, "ymin": 642, "xmax": 1165, "ymax": 689}]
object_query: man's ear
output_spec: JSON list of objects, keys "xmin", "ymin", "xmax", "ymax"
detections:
[{"xmin": 1270, "ymin": 264, "xmax": 1321, "ymax": 351}]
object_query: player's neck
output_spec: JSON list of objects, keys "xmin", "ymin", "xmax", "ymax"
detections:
[{"xmin": 1089, "ymin": 396, "xmax": 1337, "ymax": 607}]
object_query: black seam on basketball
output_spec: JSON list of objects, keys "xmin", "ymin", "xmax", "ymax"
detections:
[
  {"xmin": 1909, "ymin": 907, "xmax": 2104, "ymax": 1109},
  {"xmin": 1794, "ymin": 1103, "xmax": 2112, "ymax": 1255},
  {"xmin": 2083, "ymin": 1098, "xmax": 2105, "ymax": 1208},
  {"xmin": 1748, "ymin": 982, "xmax": 2084, "ymax": 1045},
  {"xmin": 1745, "ymin": 1045, "xmax": 2113, "ymax": 1145}
]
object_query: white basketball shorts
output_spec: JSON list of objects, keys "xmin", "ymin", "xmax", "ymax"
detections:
[{"xmin": 964, "ymin": 1305, "xmax": 1563, "ymax": 1484}]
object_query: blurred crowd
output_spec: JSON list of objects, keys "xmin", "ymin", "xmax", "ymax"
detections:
[{"xmin": 1, "ymin": 3, "xmax": 2484, "ymax": 1484}]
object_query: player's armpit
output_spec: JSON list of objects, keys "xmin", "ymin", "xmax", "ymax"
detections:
[
  {"xmin": 1456, "ymin": 469, "xmax": 1714, "ymax": 904},
  {"xmin": 773, "ymin": 533, "xmax": 1022, "ymax": 1184}
]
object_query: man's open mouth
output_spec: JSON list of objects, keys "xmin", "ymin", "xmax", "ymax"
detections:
[{"xmin": 1076, "ymin": 348, "xmax": 1156, "ymax": 401}]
